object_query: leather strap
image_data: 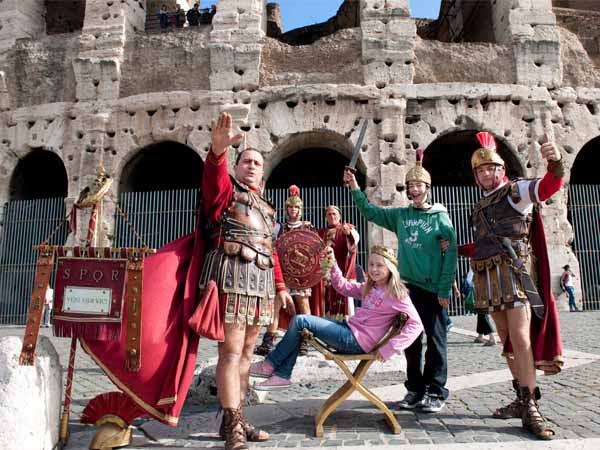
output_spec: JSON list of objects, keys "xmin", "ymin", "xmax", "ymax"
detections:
[
  {"xmin": 19, "ymin": 247, "xmax": 55, "ymax": 365},
  {"xmin": 124, "ymin": 248, "xmax": 144, "ymax": 371}
]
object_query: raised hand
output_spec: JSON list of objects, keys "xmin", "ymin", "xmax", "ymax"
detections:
[
  {"xmin": 540, "ymin": 134, "xmax": 561, "ymax": 162},
  {"xmin": 343, "ymin": 168, "xmax": 359, "ymax": 190},
  {"xmin": 211, "ymin": 112, "xmax": 244, "ymax": 156}
]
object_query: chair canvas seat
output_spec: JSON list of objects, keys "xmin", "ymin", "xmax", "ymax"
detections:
[{"xmin": 301, "ymin": 313, "xmax": 408, "ymax": 437}]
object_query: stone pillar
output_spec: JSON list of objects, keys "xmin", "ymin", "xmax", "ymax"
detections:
[
  {"xmin": 0, "ymin": 0, "xmax": 45, "ymax": 52},
  {"xmin": 209, "ymin": 0, "xmax": 266, "ymax": 92},
  {"xmin": 0, "ymin": 336, "xmax": 62, "ymax": 450},
  {"xmin": 73, "ymin": 0, "xmax": 146, "ymax": 102},
  {"xmin": 366, "ymin": 97, "xmax": 408, "ymax": 249},
  {"xmin": 360, "ymin": 0, "xmax": 416, "ymax": 88},
  {"xmin": 492, "ymin": 0, "xmax": 562, "ymax": 87},
  {"xmin": 266, "ymin": 2, "xmax": 283, "ymax": 38}
]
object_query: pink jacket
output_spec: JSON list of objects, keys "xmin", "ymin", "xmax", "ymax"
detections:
[{"xmin": 331, "ymin": 265, "xmax": 423, "ymax": 361}]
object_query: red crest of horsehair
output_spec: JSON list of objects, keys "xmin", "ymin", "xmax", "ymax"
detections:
[
  {"xmin": 289, "ymin": 185, "xmax": 300, "ymax": 197},
  {"xmin": 476, "ymin": 132, "xmax": 497, "ymax": 151},
  {"xmin": 415, "ymin": 148, "xmax": 424, "ymax": 164}
]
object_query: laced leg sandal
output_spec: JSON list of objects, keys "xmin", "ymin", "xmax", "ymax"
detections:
[
  {"xmin": 254, "ymin": 332, "xmax": 276, "ymax": 356},
  {"xmin": 520, "ymin": 386, "xmax": 555, "ymax": 440},
  {"xmin": 493, "ymin": 379, "xmax": 523, "ymax": 419},
  {"xmin": 219, "ymin": 406, "xmax": 269, "ymax": 442},
  {"xmin": 221, "ymin": 407, "xmax": 249, "ymax": 450},
  {"xmin": 298, "ymin": 337, "xmax": 309, "ymax": 356}
]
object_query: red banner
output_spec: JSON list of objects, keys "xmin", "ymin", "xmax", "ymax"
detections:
[{"xmin": 53, "ymin": 257, "xmax": 128, "ymax": 340}]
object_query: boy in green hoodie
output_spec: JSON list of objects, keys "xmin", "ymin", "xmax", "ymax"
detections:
[{"xmin": 343, "ymin": 150, "xmax": 457, "ymax": 413}]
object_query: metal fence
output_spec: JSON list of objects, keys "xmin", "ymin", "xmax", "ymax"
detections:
[
  {"xmin": 2, "ymin": 184, "xmax": 598, "ymax": 324},
  {"xmin": 568, "ymin": 184, "xmax": 600, "ymax": 310},
  {"xmin": 114, "ymin": 187, "xmax": 371, "ymax": 269},
  {"xmin": 0, "ymin": 198, "xmax": 69, "ymax": 325}
]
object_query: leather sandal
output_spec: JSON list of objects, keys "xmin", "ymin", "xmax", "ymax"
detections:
[
  {"xmin": 219, "ymin": 406, "xmax": 269, "ymax": 442},
  {"xmin": 521, "ymin": 387, "xmax": 555, "ymax": 440},
  {"xmin": 222, "ymin": 407, "xmax": 248, "ymax": 450},
  {"xmin": 493, "ymin": 379, "xmax": 523, "ymax": 419}
]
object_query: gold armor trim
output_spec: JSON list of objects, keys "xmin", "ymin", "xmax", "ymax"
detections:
[{"xmin": 471, "ymin": 254, "xmax": 537, "ymax": 312}]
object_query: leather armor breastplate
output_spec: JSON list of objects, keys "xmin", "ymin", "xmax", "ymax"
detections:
[
  {"xmin": 472, "ymin": 182, "xmax": 533, "ymax": 261},
  {"xmin": 221, "ymin": 179, "xmax": 276, "ymax": 269}
]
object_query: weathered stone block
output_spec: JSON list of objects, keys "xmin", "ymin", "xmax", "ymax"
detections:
[{"xmin": 0, "ymin": 336, "xmax": 62, "ymax": 450}]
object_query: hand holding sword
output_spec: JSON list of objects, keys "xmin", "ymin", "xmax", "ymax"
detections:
[{"xmin": 343, "ymin": 119, "xmax": 368, "ymax": 189}]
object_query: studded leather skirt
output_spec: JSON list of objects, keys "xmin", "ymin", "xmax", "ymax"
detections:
[{"xmin": 200, "ymin": 248, "xmax": 275, "ymax": 326}]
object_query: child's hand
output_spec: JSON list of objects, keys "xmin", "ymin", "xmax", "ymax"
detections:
[{"xmin": 320, "ymin": 246, "xmax": 336, "ymax": 284}]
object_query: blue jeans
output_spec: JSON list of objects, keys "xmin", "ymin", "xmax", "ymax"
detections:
[
  {"xmin": 404, "ymin": 284, "xmax": 449, "ymax": 400},
  {"xmin": 266, "ymin": 314, "xmax": 363, "ymax": 379},
  {"xmin": 566, "ymin": 286, "xmax": 578, "ymax": 310}
]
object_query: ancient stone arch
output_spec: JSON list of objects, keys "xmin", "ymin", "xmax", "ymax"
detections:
[
  {"xmin": 264, "ymin": 129, "xmax": 366, "ymax": 188},
  {"xmin": 570, "ymin": 134, "xmax": 600, "ymax": 185},
  {"xmin": 9, "ymin": 149, "xmax": 68, "ymax": 201},
  {"xmin": 118, "ymin": 140, "xmax": 204, "ymax": 193}
]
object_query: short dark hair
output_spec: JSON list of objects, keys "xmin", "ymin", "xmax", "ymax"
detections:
[{"xmin": 235, "ymin": 147, "xmax": 261, "ymax": 165}]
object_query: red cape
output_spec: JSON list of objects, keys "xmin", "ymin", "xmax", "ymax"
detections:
[{"xmin": 81, "ymin": 226, "xmax": 204, "ymax": 426}]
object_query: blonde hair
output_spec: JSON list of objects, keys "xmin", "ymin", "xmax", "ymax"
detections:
[{"xmin": 361, "ymin": 253, "xmax": 408, "ymax": 301}]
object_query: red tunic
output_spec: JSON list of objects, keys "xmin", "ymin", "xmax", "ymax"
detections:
[{"xmin": 317, "ymin": 224, "xmax": 358, "ymax": 319}]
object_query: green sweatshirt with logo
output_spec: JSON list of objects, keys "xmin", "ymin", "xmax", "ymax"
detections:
[{"xmin": 352, "ymin": 189, "xmax": 457, "ymax": 299}]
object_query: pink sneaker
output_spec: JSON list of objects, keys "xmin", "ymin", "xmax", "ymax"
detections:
[
  {"xmin": 249, "ymin": 360, "xmax": 275, "ymax": 378},
  {"xmin": 254, "ymin": 375, "xmax": 292, "ymax": 391}
]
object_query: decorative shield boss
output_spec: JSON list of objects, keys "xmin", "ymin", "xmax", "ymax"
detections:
[{"xmin": 276, "ymin": 229, "xmax": 325, "ymax": 290}]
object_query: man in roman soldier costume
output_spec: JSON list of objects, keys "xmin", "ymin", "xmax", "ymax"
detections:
[
  {"xmin": 460, "ymin": 131, "xmax": 564, "ymax": 440},
  {"xmin": 255, "ymin": 185, "xmax": 322, "ymax": 356},
  {"xmin": 344, "ymin": 149, "xmax": 457, "ymax": 413},
  {"xmin": 198, "ymin": 112, "xmax": 293, "ymax": 450},
  {"xmin": 81, "ymin": 112, "xmax": 292, "ymax": 450},
  {"xmin": 317, "ymin": 205, "xmax": 359, "ymax": 320}
]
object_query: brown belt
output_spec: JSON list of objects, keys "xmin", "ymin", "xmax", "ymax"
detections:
[{"xmin": 20, "ymin": 247, "xmax": 54, "ymax": 365}]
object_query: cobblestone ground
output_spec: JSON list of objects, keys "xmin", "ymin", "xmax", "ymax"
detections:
[{"xmin": 2, "ymin": 311, "xmax": 599, "ymax": 449}]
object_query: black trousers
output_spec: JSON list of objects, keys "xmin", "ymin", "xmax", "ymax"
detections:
[
  {"xmin": 476, "ymin": 313, "xmax": 494, "ymax": 335},
  {"xmin": 403, "ymin": 284, "xmax": 449, "ymax": 400}
]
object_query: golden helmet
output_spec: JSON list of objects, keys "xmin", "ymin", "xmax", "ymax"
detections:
[
  {"xmin": 285, "ymin": 185, "xmax": 303, "ymax": 218},
  {"xmin": 471, "ymin": 132, "xmax": 505, "ymax": 169},
  {"xmin": 405, "ymin": 149, "xmax": 431, "ymax": 186}
]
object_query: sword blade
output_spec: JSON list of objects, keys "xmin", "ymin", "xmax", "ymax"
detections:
[{"xmin": 348, "ymin": 119, "xmax": 368, "ymax": 170}]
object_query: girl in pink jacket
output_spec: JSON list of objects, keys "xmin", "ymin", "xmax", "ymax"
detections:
[{"xmin": 250, "ymin": 245, "xmax": 423, "ymax": 390}]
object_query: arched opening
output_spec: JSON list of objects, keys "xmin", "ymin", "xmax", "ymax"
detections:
[
  {"xmin": 45, "ymin": 0, "xmax": 86, "ymax": 35},
  {"xmin": 119, "ymin": 141, "xmax": 203, "ymax": 193},
  {"xmin": 567, "ymin": 135, "xmax": 600, "ymax": 310},
  {"xmin": 2, "ymin": 149, "xmax": 68, "ymax": 325},
  {"xmin": 423, "ymin": 130, "xmax": 523, "ymax": 187},
  {"xmin": 9, "ymin": 149, "xmax": 68, "ymax": 201},
  {"xmin": 267, "ymin": 0, "xmax": 358, "ymax": 45},
  {"xmin": 265, "ymin": 133, "xmax": 368, "ymax": 271}
]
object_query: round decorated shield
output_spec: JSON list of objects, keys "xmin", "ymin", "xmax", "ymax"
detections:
[{"xmin": 276, "ymin": 229, "xmax": 325, "ymax": 290}]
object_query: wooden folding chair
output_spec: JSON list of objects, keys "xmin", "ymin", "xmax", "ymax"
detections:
[{"xmin": 301, "ymin": 312, "xmax": 408, "ymax": 437}]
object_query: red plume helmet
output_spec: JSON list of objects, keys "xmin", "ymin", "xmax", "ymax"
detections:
[
  {"xmin": 476, "ymin": 132, "xmax": 497, "ymax": 152},
  {"xmin": 471, "ymin": 132, "xmax": 504, "ymax": 169},
  {"xmin": 288, "ymin": 185, "xmax": 300, "ymax": 197}
]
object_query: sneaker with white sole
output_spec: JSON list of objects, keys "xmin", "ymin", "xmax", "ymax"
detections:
[
  {"xmin": 249, "ymin": 360, "xmax": 275, "ymax": 379},
  {"xmin": 420, "ymin": 395, "xmax": 445, "ymax": 413},
  {"xmin": 254, "ymin": 375, "xmax": 292, "ymax": 391},
  {"xmin": 397, "ymin": 391, "xmax": 423, "ymax": 409}
]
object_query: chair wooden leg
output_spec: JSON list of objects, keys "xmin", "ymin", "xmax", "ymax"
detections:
[
  {"xmin": 353, "ymin": 378, "xmax": 401, "ymax": 434},
  {"xmin": 314, "ymin": 378, "xmax": 356, "ymax": 437}
]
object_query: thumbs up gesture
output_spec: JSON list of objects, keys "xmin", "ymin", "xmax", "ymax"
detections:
[{"xmin": 540, "ymin": 134, "xmax": 561, "ymax": 162}]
